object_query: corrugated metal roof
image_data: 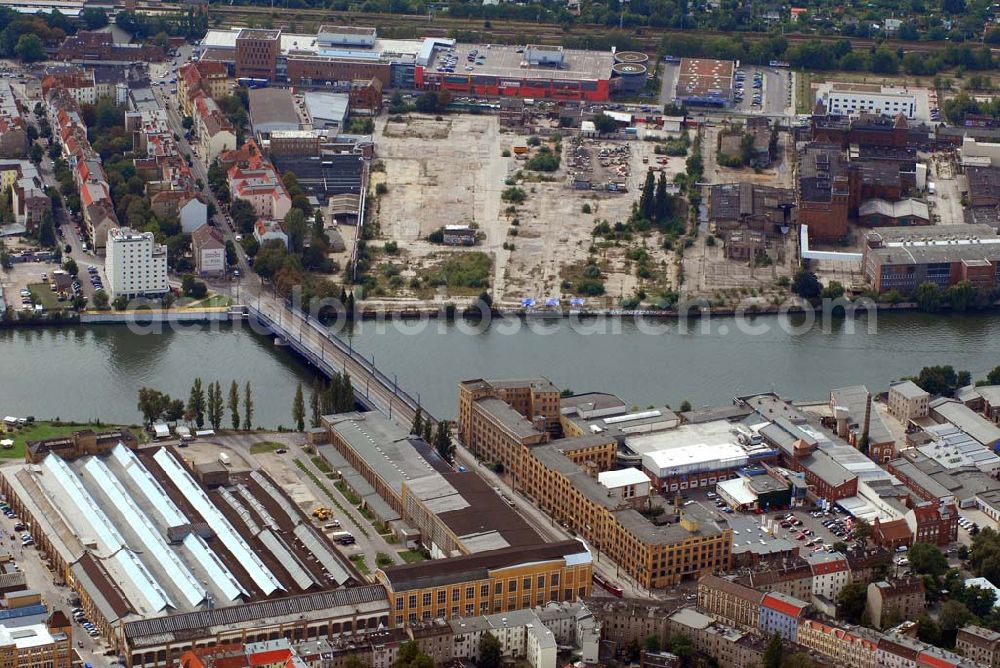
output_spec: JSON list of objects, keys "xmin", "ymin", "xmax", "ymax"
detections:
[
  {"xmin": 122, "ymin": 586, "xmax": 387, "ymax": 640},
  {"xmin": 154, "ymin": 448, "xmax": 284, "ymax": 596}
]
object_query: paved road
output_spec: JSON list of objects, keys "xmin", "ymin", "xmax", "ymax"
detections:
[
  {"xmin": 212, "ymin": 432, "xmax": 406, "ymax": 569},
  {"xmin": 0, "ymin": 499, "xmax": 112, "ymax": 664}
]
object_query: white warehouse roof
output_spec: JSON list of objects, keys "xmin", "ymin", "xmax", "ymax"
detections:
[
  {"xmin": 641, "ymin": 442, "xmax": 749, "ymax": 477},
  {"xmin": 598, "ymin": 468, "xmax": 651, "ymax": 489},
  {"xmin": 716, "ymin": 477, "xmax": 756, "ymax": 506}
]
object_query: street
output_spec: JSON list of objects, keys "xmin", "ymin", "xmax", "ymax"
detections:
[{"xmin": 0, "ymin": 488, "xmax": 111, "ymax": 665}]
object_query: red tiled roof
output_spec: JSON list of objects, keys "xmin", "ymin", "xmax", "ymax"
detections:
[
  {"xmin": 911, "ymin": 504, "xmax": 939, "ymax": 523},
  {"xmin": 762, "ymin": 592, "xmax": 807, "ymax": 617},
  {"xmin": 918, "ymin": 652, "xmax": 961, "ymax": 668},
  {"xmin": 248, "ymin": 649, "xmax": 292, "ymax": 666},
  {"xmin": 809, "ymin": 558, "xmax": 848, "ymax": 575},
  {"xmin": 877, "ymin": 518, "xmax": 911, "ymax": 542}
]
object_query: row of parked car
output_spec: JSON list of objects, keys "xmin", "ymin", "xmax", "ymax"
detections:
[{"xmin": 72, "ymin": 608, "xmax": 100, "ymax": 638}]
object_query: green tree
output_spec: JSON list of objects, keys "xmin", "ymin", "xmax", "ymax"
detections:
[
  {"xmin": 137, "ymin": 387, "xmax": 171, "ymax": 427},
  {"xmin": 207, "ymin": 381, "xmax": 223, "ymax": 431},
  {"xmin": 292, "ymin": 382, "xmax": 305, "ymax": 431},
  {"xmin": 917, "ymin": 613, "xmax": 942, "ymax": 645},
  {"xmin": 638, "ymin": 169, "xmax": 656, "ymax": 221},
  {"xmin": 284, "ymin": 208, "xmax": 308, "ymax": 255},
  {"xmin": 228, "ymin": 380, "xmax": 240, "ymax": 430},
  {"xmin": 92, "ymin": 289, "xmax": 110, "ymax": 310},
  {"xmin": 939, "ymin": 599, "xmax": 975, "ymax": 636},
  {"xmin": 836, "ymin": 581, "xmax": 868, "ymax": 624},
  {"xmin": 791, "ymin": 268, "xmax": 822, "ymax": 300},
  {"xmin": 853, "ymin": 517, "xmax": 872, "ymax": 545},
  {"xmin": 411, "ymin": 406, "xmax": 423, "ymax": 436},
  {"xmin": 959, "ymin": 584, "xmax": 997, "ymax": 618},
  {"xmin": 393, "ymin": 641, "xmax": 433, "ymax": 668},
  {"xmin": 913, "ymin": 365, "xmax": 968, "ymax": 397},
  {"xmin": 434, "ymin": 420, "xmax": 455, "ymax": 463},
  {"xmin": 821, "ymin": 281, "xmax": 845, "ymax": 300},
  {"xmin": 63, "ymin": 258, "xmax": 78, "ymax": 276},
  {"xmin": 679, "ymin": 400, "xmax": 692, "ymax": 412},
  {"xmin": 910, "ymin": 542, "xmax": 949, "ymax": 578},
  {"xmin": 644, "ymin": 633, "xmax": 662, "ymax": 653},
  {"xmin": 187, "ymin": 378, "xmax": 206, "ymax": 428},
  {"xmin": 310, "ymin": 382, "xmax": 322, "ymax": 428},
  {"xmin": 243, "ymin": 381, "xmax": 253, "ymax": 431},
  {"xmin": 915, "ymin": 282, "xmax": 943, "ymax": 312},
  {"xmin": 477, "ymin": 632, "xmax": 502, "ymax": 668},
  {"xmin": 948, "ymin": 280, "xmax": 980, "ymax": 312},
  {"xmin": 654, "ymin": 170, "xmax": 672, "ymax": 224},
  {"xmin": 985, "ymin": 367, "xmax": 1000, "ymax": 386},
  {"xmin": 80, "ymin": 7, "xmax": 109, "ymax": 29},
  {"xmin": 112, "ymin": 295, "xmax": 128, "ymax": 311},
  {"xmin": 762, "ymin": 632, "xmax": 783, "ymax": 668},
  {"xmin": 414, "ymin": 91, "xmax": 440, "ymax": 113},
  {"xmin": 666, "ymin": 633, "xmax": 692, "ymax": 663},
  {"xmin": 592, "ymin": 113, "xmax": 618, "ymax": 135},
  {"xmin": 14, "ymin": 34, "xmax": 44, "ymax": 62}
]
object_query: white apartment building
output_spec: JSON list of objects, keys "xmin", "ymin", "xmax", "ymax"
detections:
[
  {"xmin": 105, "ymin": 227, "xmax": 168, "ymax": 298},
  {"xmin": 817, "ymin": 83, "xmax": 918, "ymax": 119}
]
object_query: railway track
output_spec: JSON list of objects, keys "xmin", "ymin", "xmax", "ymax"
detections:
[{"xmin": 147, "ymin": 1, "xmax": 994, "ymax": 56}]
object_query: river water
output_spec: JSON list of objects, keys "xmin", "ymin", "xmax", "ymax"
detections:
[{"xmin": 2, "ymin": 312, "xmax": 999, "ymax": 425}]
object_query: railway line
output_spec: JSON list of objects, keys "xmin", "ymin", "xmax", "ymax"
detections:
[{"xmin": 146, "ymin": 1, "xmax": 995, "ymax": 56}]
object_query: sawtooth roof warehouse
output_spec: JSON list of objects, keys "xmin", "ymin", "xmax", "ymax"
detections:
[{"xmin": 0, "ymin": 442, "xmax": 385, "ymax": 667}]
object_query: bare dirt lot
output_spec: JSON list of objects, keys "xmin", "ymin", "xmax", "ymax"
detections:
[{"xmin": 370, "ymin": 113, "xmax": 687, "ymax": 306}]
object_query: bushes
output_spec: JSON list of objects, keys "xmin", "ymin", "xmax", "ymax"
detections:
[
  {"xmin": 429, "ymin": 252, "xmax": 491, "ymax": 289},
  {"xmin": 501, "ymin": 187, "xmax": 527, "ymax": 204},
  {"xmin": 576, "ymin": 278, "xmax": 606, "ymax": 296},
  {"xmin": 525, "ymin": 146, "xmax": 560, "ymax": 172}
]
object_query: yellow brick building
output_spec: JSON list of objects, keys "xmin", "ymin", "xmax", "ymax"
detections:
[
  {"xmin": 459, "ymin": 379, "xmax": 734, "ymax": 590},
  {"xmin": 376, "ymin": 541, "xmax": 592, "ymax": 627}
]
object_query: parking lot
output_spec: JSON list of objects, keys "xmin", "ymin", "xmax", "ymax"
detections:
[
  {"xmin": 0, "ymin": 495, "xmax": 112, "ymax": 665},
  {"xmin": 660, "ymin": 61, "xmax": 792, "ymax": 116}
]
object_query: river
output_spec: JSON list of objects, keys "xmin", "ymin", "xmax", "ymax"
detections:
[{"xmin": 2, "ymin": 312, "xmax": 999, "ymax": 426}]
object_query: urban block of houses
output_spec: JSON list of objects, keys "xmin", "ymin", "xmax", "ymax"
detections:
[{"xmin": 225, "ymin": 140, "xmax": 293, "ymax": 221}]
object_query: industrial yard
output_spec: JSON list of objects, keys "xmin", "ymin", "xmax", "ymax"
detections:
[
  {"xmin": 0, "ymin": 442, "xmax": 360, "ymax": 631},
  {"xmin": 370, "ymin": 113, "xmax": 682, "ymax": 305}
]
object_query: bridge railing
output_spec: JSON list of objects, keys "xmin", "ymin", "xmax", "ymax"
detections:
[{"xmin": 247, "ymin": 302, "xmax": 432, "ymax": 423}]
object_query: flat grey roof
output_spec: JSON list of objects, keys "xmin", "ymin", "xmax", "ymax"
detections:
[
  {"xmin": 890, "ymin": 380, "xmax": 928, "ymax": 400},
  {"xmin": 426, "ymin": 43, "xmax": 613, "ymax": 82},
  {"xmin": 932, "ymin": 399, "xmax": 1000, "ymax": 446},
  {"xmin": 324, "ymin": 411, "xmax": 446, "ymax": 499},
  {"xmin": 800, "ymin": 451, "xmax": 855, "ymax": 488},
  {"xmin": 248, "ymin": 88, "xmax": 300, "ymax": 128},
  {"xmin": 476, "ymin": 397, "xmax": 540, "ymax": 439}
]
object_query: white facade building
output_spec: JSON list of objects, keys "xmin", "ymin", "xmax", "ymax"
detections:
[
  {"xmin": 598, "ymin": 468, "xmax": 652, "ymax": 504},
  {"xmin": 105, "ymin": 227, "xmax": 168, "ymax": 298},
  {"xmin": 816, "ymin": 83, "xmax": 917, "ymax": 119},
  {"xmin": 179, "ymin": 198, "xmax": 209, "ymax": 235}
]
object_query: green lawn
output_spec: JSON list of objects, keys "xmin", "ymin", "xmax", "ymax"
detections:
[
  {"xmin": 795, "ymin": 71, "xmax": 815, "ymax": 115},
  {"xmin": 350, "ymin": 554, "xmax": 370, "ymax": 575},
  {"xmin": 186, "ymin": 294, "xmax": 232, "ymax": 309},
  {"xmin": 2, "ymin": 421, "xmax": 106, "ymax": 459},
  {"xmin": 311, "ymin": 455, "xmax": 332, "ymax": 474},
  {"xmin": 27, "ymin": 283, "xmax": 61, "ymax": 311},
  {"xmin": 250, "ymin": 441, "xmax": 284, "ymax": 454},
  {"xmin": 398, "ymin": 549, "xmax": 427, "ymax": 564}
]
